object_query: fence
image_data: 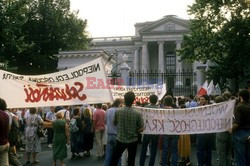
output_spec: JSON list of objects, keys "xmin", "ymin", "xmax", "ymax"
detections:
[{"xmin": 107, "ymin": 69, "xmax": 197, "ymax": 97}]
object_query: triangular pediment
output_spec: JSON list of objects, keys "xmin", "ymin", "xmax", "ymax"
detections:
[{"xmin": 139, "ymin": 15, "xmax": 190, "ymax": 33}]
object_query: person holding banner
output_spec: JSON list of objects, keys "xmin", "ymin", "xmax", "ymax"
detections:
[
  {"xmin": 111, "ymin": 91, "xmax": 144, "ymax": 166},
  {"xmin": 162, "ymin": 95, "xmax": 179, "ymax": 166},
  {"xmin": 215, "ymin": 95, "xmax": 232, "ymax": 166},
  {"xmin": 233, "ymin": 89, "xmax": 250, "ymax": 166},
  {"xmin": 196, "ymin": 95, "xmax": 214, "ymax": 166},
  {"xmin": 139, "ymin": 94, "xmax": 159, "ymax": 166}
]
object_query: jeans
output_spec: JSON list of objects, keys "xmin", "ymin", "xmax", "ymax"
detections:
[
  {"xmin": 233, "ymin": 130, "xmax": 250, "ymax": 166},
  {"xmin": 139, "ymin": 134, "xmax": 159, "ymax": 166},
  {"xmin": 216, "ymin": 132, "xmax": 232, "ymax": 166},
  {"xmin": 162, "ymin": 135, "xmax": 178, "ymax": 166},
  {"xmin": 196, "ymin": 134, "xmax": 214, "ymax": 166},
  {"xmin": 105, "ymin": 134, "xmax": 121, "ymax": 166},
  {"xmin": 0, "ymin": 143, "xmax": 9, "ymax": 166},
  {"xmin": 111, "ymin": 140, "xmax": 138, "ymax": 166}
]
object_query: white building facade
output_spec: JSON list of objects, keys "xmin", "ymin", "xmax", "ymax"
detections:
[{"xmin": 56, "ymin": 15, "xmax": 211, "ymax": 95}]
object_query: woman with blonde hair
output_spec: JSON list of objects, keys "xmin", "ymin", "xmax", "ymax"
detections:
[
  {"xmin": 82, "ymin": 107, "xmax": 94, "ymax": 156},
  {"xmin": 52, "ymin": 111, "xmax": 69, "ymax": 166}
]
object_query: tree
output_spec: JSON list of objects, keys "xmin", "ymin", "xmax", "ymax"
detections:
[
  {"xmin": 0, "ymin": 0, "xmax": 90, "ymax": 74},
  {"xmin": 179, "ymin": 0, "xmax": 250, "ymax": 90}
]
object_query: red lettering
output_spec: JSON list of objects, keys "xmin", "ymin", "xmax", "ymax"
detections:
[{"xmin": 24, "ymin": 82, "xmax": 87, "ymax": 103}]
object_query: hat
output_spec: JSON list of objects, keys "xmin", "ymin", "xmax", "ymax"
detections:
[{"xmin": 55, "ymin": 106, "xmax": 64, "ymax": 113}]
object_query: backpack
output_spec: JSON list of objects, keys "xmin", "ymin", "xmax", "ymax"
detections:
[
  {"xmin": 8, "ymin": 118, "xmax": 20, "ymax": 145},
  {"xmin": 69, "ymin": 118, "xmax": 79, "ymax": 133}
]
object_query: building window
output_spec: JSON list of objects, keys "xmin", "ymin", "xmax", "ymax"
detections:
[
  {"xmin": 165, "ymin": 53, "xmax": 176, "ymax": 71},
  {"xmin": 186, "ymin": 78, "xmax": 191, "ymax": 87}
]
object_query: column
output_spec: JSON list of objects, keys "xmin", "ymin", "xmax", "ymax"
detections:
[
  {"xmin": 175, "ymin": 41, "xmax": 183, "ymax": 87},
  {"xmin": 141, "ymin": 42, "xmax": 149, "ymax": 71},
  {"xmin": 158, "ymin": 41, "xmax": 164, "ymax": 72},
  {"xmin": 133, "ymin": 48, "xmax": 139, "ymax": 72}
]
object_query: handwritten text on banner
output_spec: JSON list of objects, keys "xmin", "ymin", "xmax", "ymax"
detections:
[{"xmin": 135, "ymin": 100, "xmax": 235, "ymax": 135}]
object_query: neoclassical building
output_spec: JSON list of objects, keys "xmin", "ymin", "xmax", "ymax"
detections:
[{"xmin": 56, "ymin": 15, "xmax": 211, "ymax": 94}]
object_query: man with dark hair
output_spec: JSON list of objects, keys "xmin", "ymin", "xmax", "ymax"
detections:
[
  {"xmin": 111, "ymin": 91, "xmax": 144, "ymax": 166},
  {"xmin": 162, "ymin": 95, "xmax": 179, "ymax": 166},
  {"xmin": 0, "ymin": 98, "xmax": 10, "ymax": 166},
  {"xmin": 233, "ymin": 89, "xmax": 250, "ymax": 166},
  {"xmin": 196, "ymin": 94, "xmax": 214, "ymax": 166},
  {"xmin": 104, "ymin": 98, "xmax": 122, "ymax": 166},
  {"xmin": 139, "ymin": 94, "xmax": 159, "ymax": 166}
]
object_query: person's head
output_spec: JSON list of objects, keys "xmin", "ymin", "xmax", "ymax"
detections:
[
  {"xmin": 200, "ymin": 95, "xmax": 209, "ymax": 105},
  {"xmin": 112, "ymin": 98, "xmax": 122, "ymax": 107},
  {"xmin": 189, "ymin": 94, "xmax": 194, "ymax": 100},
  {"xmin": 30, "ymin": 107, "xmax": 37, "ymax": 114},
  {"xmin": 102, "ymin": 104, "xmax": 108, "ymax": 111},
  {"xmin": 222, "ymin": 91, "xmax": 231, "ymax": 101},
  {"xmin": 215, "ymin": 96, "xmax": 224, "ymax": 103},
  {"xmin": 124, "ymin": 91, "xmax": 135, "ymax": 107},
  {"xmin": 0, "ymin": 98, "xmax": 7, "ymax": 111},
  {"xmin": 73, "ymin": 107, "xmax": 80, "ymax": 116},
  {"xmin": 149, "ymin": 94, "xmax": 158, "ymax": 105},
  {"xmin": 55, "ymin": 106, "xmax": 64, "ymax": 113},
  {"xmin": 83, "ymin": 107, "xmax": 92, "ymax": 118},
  {"xmin": 163, "ymin": 95, "xmax": 173, "ymax": 106},
  {"xmin": 96, "ymin": 103, "xmax": 102, "ymax": 109},
  {"xmin": 239, "ymin": 89, "xmax": 250, "ymax": 102},
  {"xmin": 55, "ymin": 111, "xmax": 63, "ymax": 119}
]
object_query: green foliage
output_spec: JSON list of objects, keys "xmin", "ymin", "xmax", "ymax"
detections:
[
  {"xmin": 180, "ymin": 0, "xmax": 250, "ymax": 89},
  {"xmin": 0, "ymin": 0, "xmax": 90, "ymax": 74}
]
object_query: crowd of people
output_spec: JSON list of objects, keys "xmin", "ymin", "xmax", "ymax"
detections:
[{"xmin": 0, "ymin": 88, "xmax": 250, "ymax": 166}]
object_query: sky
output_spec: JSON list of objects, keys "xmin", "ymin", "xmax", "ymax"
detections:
[{"xmin": 70, "ymin": 0, "xmax": 195, "ymax": 38}]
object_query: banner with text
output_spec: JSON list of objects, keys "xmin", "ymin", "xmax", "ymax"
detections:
[
  {"xmin": 0, "ymin": 57, "xmax": 113, "ymax": 108},
  {"xmin": 111, "ymin": 83, "xmax": 166, "ymax": 103},
  {"xmin": 135, "ymin": 100, "xmax": 235, "ymax": 135}
]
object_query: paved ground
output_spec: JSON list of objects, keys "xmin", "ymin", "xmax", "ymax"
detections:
[{"xmin": 17, "ymin": 137, "xmax": 220, "ymax": 166}]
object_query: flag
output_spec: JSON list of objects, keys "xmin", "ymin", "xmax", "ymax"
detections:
[
  {"xmin": 207, "ymin": 80, "xmax": 215, "ymax": 95},
  {"xmin": 214, "ymin": 83, "xmax": 222, "ymax": 95},
  {"xmin": 197, "ymin": 80, "xmax": 208, "ymax": 96}
]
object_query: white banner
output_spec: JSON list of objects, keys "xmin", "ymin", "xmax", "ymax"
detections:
[
  {"xmin": 111, "ymin": 83, "xmax": 166, "ymax": 103},
  {"xmin": 135, "ymin": 100, "xmax": 235, "ymax": 135},
  {"xmin": 0, "ymin": 58, "xmax": 113, "ymax": 108}
]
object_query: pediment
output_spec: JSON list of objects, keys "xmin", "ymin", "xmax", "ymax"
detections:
[{"xmin": 139, "ymin": 15, "xmax": 190, "ymax": 33}]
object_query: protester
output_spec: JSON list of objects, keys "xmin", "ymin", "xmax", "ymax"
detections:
[
  {"xmin": 139, "ymin": 94, "xmax": 159, "ymax": 166},
  {"xmin": 0, "ymin": 98, "xmax": 10, "ymax": 166},
  {"xmin": 93, "ymin": 103, "xmax": 106, "ymax": 158},
  {"xmin": 104, "ymin": 98, "xmax": 122, "ymax": 166},
  {"xmin": 162, "ymin": 95, "xmax": 179, "ymax": 166},
  {"xmin": 111, "ymin": 91, "xmax": 144, "ymax": 166},
  {"xmin": 233, "ymin": 89, "xmax": 250, "ymax": 166},
  {"xmin": 82, "ymin": 107, "xmax": 94, "ymax": 157},
  {"xmin": 25, "ymin": 107, "xmax": 43, "ymax": 165},
  {"xmin": 53, "ymin": 110, "xmax": 69, "ymax": 166},
  {"xmin": 45, "ymin": 107, "xmax": 56, "ymax": 148},
  {"xmin": 196, "ymin": 95, "xmax": 214, "ymax": 166},
  {"xmin": 7, "ymin": 108, "xmax": 22, "ymax": 166},
  {"xmin": 215, "ymin": 95, "xmax": 232, "ymax": 166},
  {"xmin": 177, "ymin": 101, "xmax": 191, "ymax": 166},
  {"xmin": 70, "ymin": 107, "xmax": 84, "ymax": 159},
  {"xmin": 102, "ymin": 104, "xmax": 108, "ymax": 155}
]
